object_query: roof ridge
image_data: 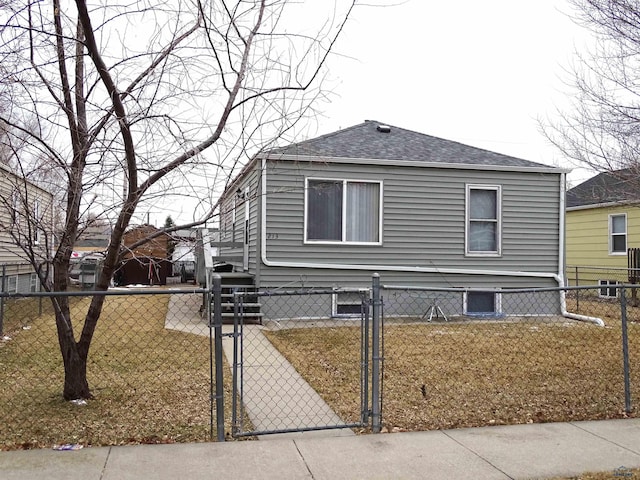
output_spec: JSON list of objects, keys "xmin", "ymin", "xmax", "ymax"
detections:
[{"xmin": 281, "ymin": 120, "xmax": 371, "ymax": 149}]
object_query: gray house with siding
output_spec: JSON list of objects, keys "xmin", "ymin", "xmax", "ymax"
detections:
[{"xmin": 208, "ymin": 120, "xmax": 569, "ymax": 320}]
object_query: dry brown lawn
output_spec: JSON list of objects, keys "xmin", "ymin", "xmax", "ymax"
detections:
[
  {"xmin": 264, "ymin": 299, "xmax": 639, "ymax": 433},
  {"xmin": 543, "ymin": 468, "xmax": 640, "ymax": 480},
  {"xmin": 1, "ymin": 292, "xmax": 637, "ymax": 451},
  {"xmin": 0, "ymin": 293, "xmax": 235, "ymax": 450}
]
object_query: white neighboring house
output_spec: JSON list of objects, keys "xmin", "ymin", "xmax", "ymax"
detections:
[
  {"xmin": 172, "ymin": 239, "xmax": 198, "ymax": 283},
  {"xmin": 0, "ymin": 162, "xmax": 55, "ymax": 293}
]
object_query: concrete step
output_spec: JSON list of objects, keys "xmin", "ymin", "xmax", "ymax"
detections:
[{"xmin": 220, "ymin": 302, "xmax": 262, "ymax": 309}]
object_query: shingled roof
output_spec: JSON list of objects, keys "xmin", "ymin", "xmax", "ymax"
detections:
[
  {"xmin": 566, "ymin": 168, "xmax": 640, "ymax": 208},
  {"xmin": 267, "ymin": 120, "xmax": 550, "ymax": 169}
]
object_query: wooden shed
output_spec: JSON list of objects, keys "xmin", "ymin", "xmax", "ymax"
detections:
[{"xmin": 120, "ymin": 225, "xmax": 172, "ymax": 285}]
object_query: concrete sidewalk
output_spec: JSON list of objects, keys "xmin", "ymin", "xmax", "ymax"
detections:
[{"xmin": 2, "ymin": 419, "xmax": 639, "ymax": 480}]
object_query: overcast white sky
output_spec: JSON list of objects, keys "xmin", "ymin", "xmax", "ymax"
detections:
[
  {"xmin": 148, "ymin": 0, "xmax": 595, "ymax": 226},
  {"xmin": 309, "ymin": 0, "xmax": 592, "ymax": 181}
]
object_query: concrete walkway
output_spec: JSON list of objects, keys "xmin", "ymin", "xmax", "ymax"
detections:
[
  {"xmin": 164, "ymin": 292, "xmax": 354, "ymax": 439},
  {"xmin": 2, "ymin": 419, "xmax": 639, "ymax": 479},
  {"xmin": 220, "ymin": 324, "xmax": 355, "ymax": 439}
]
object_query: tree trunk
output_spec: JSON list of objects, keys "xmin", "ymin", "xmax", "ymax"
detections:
[
  {"xmin": 60, "ymin": 341, "xmax": 91, "ymax": 400},
  {"xmin": 53, "ymin": 303, "xmax": 91, "ymax": 400}
]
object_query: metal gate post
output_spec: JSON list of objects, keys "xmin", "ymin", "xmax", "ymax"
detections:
[
  {"xmin": 371, "ymin": 273, "xmax": 382, "ymax": 433},
  {"xmin": 212, "ymin": 274, "xmax": 225, "ymax": 441},
  {"xmin": 360, "ymin": 290, "xmax": 370, "ymax": 424},
  {"xmin": 621, "ymin": 286, "xmax": 632, "ymax": 414}
]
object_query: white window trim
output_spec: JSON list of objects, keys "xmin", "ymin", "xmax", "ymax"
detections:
[
  {"xmin": 609, "ymin": 213, "xmax": 627, "ymax": 255},
  {"xmin": 304, "ymin": 177, "xmax": 383, "ymax": 245},
  {"xmin": 6, "ymin": 275, "xmax": 18, "ymax": 294},
  {"xmin": 30, "ymin": 273, "xmax": 39, "ymax": 293},
  {"xmin": 465, "ymin": 184, "xmax": 502, "ymax": 257},
  {"xmin": 463, "ymin": 289, "xmax": 502, "ymax": 315},
  {"xmin": 598, "ymin": 279, "xmax": 619, "ymax": 298},
  {"xmin": 33, "ymin": 200, "xmax": 41, "ymax": 245},
  {"xmin": 331, "ymin": 289, "xmax": 366, "ymax": 317}
]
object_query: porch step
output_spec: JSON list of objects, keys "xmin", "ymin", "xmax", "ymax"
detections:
[
  {"xmin": 221, "ymin": 312, "xmax": 264, "ymax": 319},
  {"xmin": 221, "ymin": 302, "xmax": 262, "ymax": 308},
  {"xmin": 209, "ymin": 273, "xmax": 262, "ymax": 325}
]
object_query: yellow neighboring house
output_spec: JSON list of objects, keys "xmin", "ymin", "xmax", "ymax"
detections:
[{"xmin": 566, "ymin": 168, "xmax": 640, "ymax": 295}]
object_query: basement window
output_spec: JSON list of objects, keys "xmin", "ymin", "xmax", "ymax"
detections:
[
  {"xmin": 599, "ymin": 280, "xmax": 619, "ymax": 298},
  {"xmin": 464, "ymin": 290, "xmax": 502, "ymax": 316},
  {"xmin": 332, "ymin": 290, "xmax": 364, "ymax": 317}
]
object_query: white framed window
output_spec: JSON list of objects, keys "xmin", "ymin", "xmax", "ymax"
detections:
[
  {"xmin": 305, "ymin": 178, "xmax": 382, "ymax": 244},
  {"xmin": 33, "ymin": 200, "xmax": 41, "ymax": 245},
  {"xmin": 332, "ymin": 290, "xmax": 365, "ymax": 317},
  {"xmin": 6, "ymin": 275, "xmax": 18, "ymax": 294},
  {"xmin": 599, "ymin": 279, "xmax": 619, "ymax": 298},
  {"xmin": 466, "ymin": 185, "xmax": 501, "ymax": 256},
  {"xmin": 30, "ymin": 273, "xmax": 39, "ymax": 293},
  {"xmin": 609, "ymin": 213, "xmax": 627, "ymax": 255},
  {"xmin": 464, "ymin": 290, "xmax": 502, "ymax": 315},
  {"xmin": 10, "ymin": 189, "xmax": 19, "ymax": 225}
]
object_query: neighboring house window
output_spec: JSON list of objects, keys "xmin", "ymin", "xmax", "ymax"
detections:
[
  {"xmin": 6, "ymin": 275, "xmax": 18, "ymax": 294},
  {"xmin": 305, "ymin": 178, "xmax": 382, "ymax": 243},
  {"xmin": 10, "ymin": 189, "xmax": 18, "ymax": 225},
  {"xmin": 466, "ymin": 185, "xmax": 501, "ymax": 255},
  {"xmin": 33, "ymin": 200, "xmax": 41, "ymax": 245},
  {"xmin": 465, "ymin": 290, "xmax": 501, "ymax": 315},
  {"xmin": 609, "ymin": 214, "xmax": 627, "ymax": 254},
  {"xmin": 599, "ymin": 280, "xmax": 618, "ymax": 298},
  {"xmin": 30, "ymin": 273, "xmax": 39, "ymax": 293}
]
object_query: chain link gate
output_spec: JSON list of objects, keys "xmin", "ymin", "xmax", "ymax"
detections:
[{"xmin": 229, "ymin": 289, "xmax": 372, "ymax": 437}]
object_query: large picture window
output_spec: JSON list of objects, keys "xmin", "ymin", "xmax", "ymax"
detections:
[
  {"xmin": 609, "ymin": 213, "xmax": 627, "ymax": 254},
  {"xmin": 466, "ymin": 185, "xmax": 501, "ymax": 255},
  {"xmin": 306, "ymin": 179, "xmax": 381, "ymax": 243}
]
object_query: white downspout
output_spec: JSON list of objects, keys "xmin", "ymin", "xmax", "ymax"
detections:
[{"xmin": 556, "ymin": 172, "xmax": 604, "ymax": 326}]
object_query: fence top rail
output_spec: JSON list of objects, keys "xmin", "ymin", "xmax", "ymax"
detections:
[
  {"xmin": 568, "ymin": 265, "xmax": 640, "ymax": 272},
  {"xmin": 0, "ymin": 287, "xmax": 207, "ymax": 299},
  {"xmin": 381, "ymin": 284, "xmax": 640, "ymax": 294}
]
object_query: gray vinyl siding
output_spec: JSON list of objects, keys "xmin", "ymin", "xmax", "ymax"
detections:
[
  {"xmin": 256, "ymin": 159, "xmax": 561, "ymax": 289},
  {"xmin": 255, "ymin": 281, "xmax": 561, "ymax": 321},
  {"xmin": 220, "ymin": 169, "xmax": 260, "ymax": 273},
  {"xmin": 248, "ymin": 170, "xmax": 260, "ymax": 274}
]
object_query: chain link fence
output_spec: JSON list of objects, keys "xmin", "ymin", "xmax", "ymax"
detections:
[
  {"xmin": 566, "ymin": 265, "xmax": 638, "ymax": 289},
  {"xmin": 228, "ymin": 288, "xmax": 369, "ymax": 437},
  {"xmin": 1, "ymin": 278, "xmax": 637, "ymax": 449},
  {"xmin": 0, "ymin": 288, "xmax": 224, "ymax": 450},
  {"xmin": 378, "ymin": 284, "xmax": 638, "ymax": 432}
]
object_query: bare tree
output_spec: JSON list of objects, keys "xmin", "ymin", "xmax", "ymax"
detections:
[
  {"xmin": 544, "ymin": 0, "xmax": 640, "ymax": 185},
  {"xmin": 0, "ymin": 0, "xmax": 355, "ymax": 400}
]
